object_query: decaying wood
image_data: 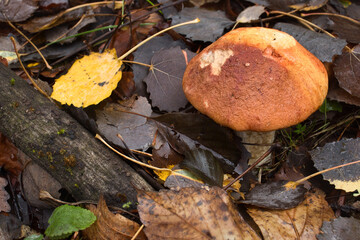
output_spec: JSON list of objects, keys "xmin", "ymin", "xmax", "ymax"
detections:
[{"xmin": 0, "ymin": 64, "xmax": 152, "ymax": 206}]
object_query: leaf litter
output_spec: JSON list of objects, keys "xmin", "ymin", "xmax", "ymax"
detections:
[
  {"xmin": 84, "ymin": 196, "xmax": 146, "ymax": 240},
  {"xmin": 171, "ymin": 7, "xmax": 234, "ymax": 42},
  {"xmin": 137, "ymin": 186, "xmax": 261, "ymax": 240},
  {"xmin": 144, "ymin": 46, "xmax": 196, "ymax": 112},
  {"xmin": 310, "ymin": 138, "xmax": 360, "ymax": 193},
  {"xmin": 96, "ymin": 96, "xmax": 156, "ymax": 150},
  {"xmin": 3, "ymin": 0, "xmax": 360, "ymax": 238}
]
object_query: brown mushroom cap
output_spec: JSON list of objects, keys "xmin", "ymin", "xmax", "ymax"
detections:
[{"xmin": 183, "ymin": 27, "xmax": 328, "ymax": 131}]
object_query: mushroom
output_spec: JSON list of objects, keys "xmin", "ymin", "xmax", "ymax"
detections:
[{"xmin": 182, "ymin": 27, "xmax": 328, "ymax": 164}]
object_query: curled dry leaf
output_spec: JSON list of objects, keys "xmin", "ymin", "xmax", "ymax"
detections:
[
  {"xmin": 83, "ymin": 196, "xmax": 146, "ymax": 240},
  {"xmin": 0, "ymin": 133, "xmax": 22, "ymax": 176},
  {"xmin": 137, "ymin": 187, "xmax": 261, "ymax": 240},
  {"xmin": 247, "ymin": 189, "xmax": 334, "ymax": 239},
  {"xmin": 236, "ymin": 5, "xmax": 266, "ymax": 23}
]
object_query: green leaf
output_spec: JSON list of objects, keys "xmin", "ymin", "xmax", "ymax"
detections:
[
  {"xmin": 24, "ymin": 234, "xmax": 44, "ymax": 240},
  {"xmin": 319, "ymin": 99, "xmax": 342, "ymax": 113},
  {"xmin": 45, "ymin": 205, "xmax": 96, "ymax": 240}
]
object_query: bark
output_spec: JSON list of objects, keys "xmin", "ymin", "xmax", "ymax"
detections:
[{"xmin": 0, "ymin": 64, "xmax": 152, "ymax": 206}]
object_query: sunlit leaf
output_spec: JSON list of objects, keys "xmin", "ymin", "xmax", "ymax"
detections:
[{"xmin": 51, "ymin": 49, "xmax": 122, "ymax": 108}]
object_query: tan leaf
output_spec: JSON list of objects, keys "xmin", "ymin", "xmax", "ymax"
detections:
[
  {"xmin": 137, "ymin": 186, "xmax": 261, "ymax": 240},
  {"xmin": 247, "ymin": 189, "xmax": 335, "ymax": 240},
  {"xmin": 83, "ymin": 196, "xmax": 146, "ymax": 240}
]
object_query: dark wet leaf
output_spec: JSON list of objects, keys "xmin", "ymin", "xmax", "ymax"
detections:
[
  {"xmin": 329, "ymin": 16, "xmax": 360, "ymax": 44},
  {"xmin": 45, "ymin": 14, "xmax": 96, "ymax": 44},
  {"xmin": 0, "ymin": 177, "xmax": 10, "ymax": 213},
  {"xmin": 153, "ymin": 113, "xmax": 242, "ymax": 173},
  {"xmin": 144, "ymin": 47, "xmax": 195, "ymax": 112},
  {"xmin": 18, "ymin": 7, "xmax": 92, "ymax": 33},
  {"xmin": 0, "ymin": 0, "xmax": 38, "ymax": 22},
  {"xmin": 328, "ymin": 83, "xmax": 360, "ymax": 107},
  {"xmin": 133, "ymin": 34, "xmax": 187, "ymax": 96},
  {"xmin": 96, "ymin": 97, "xmax": 156, "ymax": 150},
  {"xmin": 317, "ymin": 217, "xmax": 360, "ymax": 240},
  {"xmin": 152, "ymin": 140, "xmax": 183, "ymax": 168},
  {"xmin": 310, "ymin": 138, "xmax": 360, "ymax": 193},
  {"xmin": 171, "ymin": 7, "xmax": 234, "ymax": 42},
  {"xmin": 274, "ymin": 22, "xmax": 347, "ymax": 62},
  {"xmin": 0, "ymin": 214, "xmax": 22, "ymax": 239},
  {"xmin": 333, "ymin": 45, "xmax": 360, "ymax": 96},
  {"xmin": 21, "ymin": 41, "xmax": 84, "ymax": 62},
  {"xmin": 239, "ymin": 181, "xmax": 307, "ymax": 209},
  {"xmin": 180, "ymin": 147, "xmax": 224, "ymax": 186},
  {"xmin": 156, "ymin": 124, "xmax": 224, "ymax": 186}
]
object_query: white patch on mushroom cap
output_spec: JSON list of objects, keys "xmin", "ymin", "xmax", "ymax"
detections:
[{"xmin": 199, "ymin": 49, "xmax": 234, "ymax": 76}]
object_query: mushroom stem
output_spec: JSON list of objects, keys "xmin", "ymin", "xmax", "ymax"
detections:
[{"xmin": 236, "ymin": 131, "xmax": 275, "ymax": 166}]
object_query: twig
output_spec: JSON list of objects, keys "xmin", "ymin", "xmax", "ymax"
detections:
[
  {"xmin": 223, "ymin": 145, "xmax": 276, "ymax": 190},
  {"xmin": 285, "ymin": 159, "xmax": 360, "ymax": 189},
  {"xmin": 95, "ymin": 134, "xmax": 171, "ymax": 172},
  {"xmin": 10, "ymin": 37, "xmax": 52, "ymax": 100},
  {"xmin": 7, "ymin": 21, "xmax": 52, "ymax": 69},
  {"xmin": 119, "ymin": 18, "xmax": 200, "ymax": 60}
]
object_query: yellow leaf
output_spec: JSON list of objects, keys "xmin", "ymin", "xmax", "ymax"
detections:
[{"xmin": 51, "ymin": 49, "xmax": 122, "ymax": 108}]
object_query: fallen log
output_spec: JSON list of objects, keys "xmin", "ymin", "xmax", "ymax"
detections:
[{"xmin": 0, "ymin": 64, "xmax": 152, "ymax": 206}]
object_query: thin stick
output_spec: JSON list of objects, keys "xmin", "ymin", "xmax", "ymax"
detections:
[
  {"xmin": 301, "ymin": 12, "xmax": 360, "ymax": 26},
  {"xmin": 7, "ymin": 21, "xmax": 52, "ymax": 69},
  {"xmin": 119, "ymin": 18, "xmax": 200, "ymax": 60},
  {"xmin": 10, "ymin": 37, "xmax": 52, "ymax": 100},
  {"xmin": 131, "ymin": 225, "xmax": 145, "ymax": 240},
  {"xmin": 270, "ymin": 10, "xmax": 352, "ymax": 52},
  {"xmin": 131, "ymin": 149, "xmax": 152, "ymax": 157},
  {"xmin": 95, "ymin": 134, "xmax": 171, "ymax": 172},
  {"xmin": 270, "ymin": 10, "xmax": 334, "ymax": 38},
  {"xmin": 223, "ymin": 146, "xmax": 274, "ymax": 190},
  {"xmin": 285, "ymin": 159, "xmax": 360, "ymax": 189},
  {"xmin": 51, "ymin": 0, "xmax": 187, "ymax": 66}
]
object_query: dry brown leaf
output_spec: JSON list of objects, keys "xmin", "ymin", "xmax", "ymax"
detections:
[
  {"xmin": 137, "ymin": 186, "xmax": 261, "ymax": 240},
  {"xmin": 83, "ymin": 196, "xmax": 146, "ymax": 240},
  {"xmin": 247, "ymin": 189, "xmax": 335, "ymax": 240},
  {"xmin": 0, "ymin": 133, "xmax": 22, "ymax": 176}
]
